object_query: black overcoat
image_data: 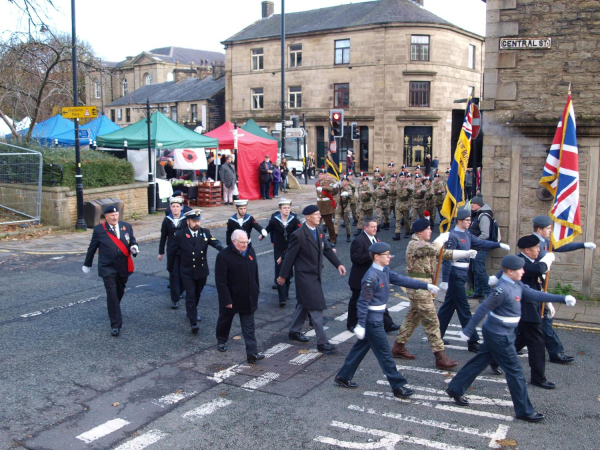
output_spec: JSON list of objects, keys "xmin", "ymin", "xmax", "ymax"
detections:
[
  {"xmin": 348, "ymin": 230, "xmax": 379, "ymax": 290},
  {"xmin": 215, "ymin": 245, "xmax": 260, "ymax": 314}
]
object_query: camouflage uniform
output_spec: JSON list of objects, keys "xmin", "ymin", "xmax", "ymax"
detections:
[
  {"xmin": 384, "ymin": 170, "xmax": 394, "ymax": 183},
  {"xmin": 432, "ymin": 178, "xmax": 446, "ymax": 225},
  {"xmin": 374, "ymin": 183, "xmax": 390, "ymax": 227},
  {"xmin": 357, "ymin": 184, "xmax": 374, "ymax": 229},
  {"xmin": 395, "ymin": 235, "xmax": 454, "ymax": 352},
  {"xmin": 410, "ymin": 180, "xmax": 428, "ymax": 223},
  {"xmin": 424, "ymin": 182, "xmax": 435, "ymax": 222},
  {"xmin": 394, "ymin": 180, "xmax": 413, "ymax": 235},
  {"xmin": 316, "ymin": 177, "xmax": 339, "ymax": 242},
  {"xmin": 335, "ymin": 183, "xmax": 353, "ymax": 236},
  {"xmin": 348, "ymin": 179, "xmax": 359, "ymax": 223},
  {"xmin": 387, "ymin": 179, "xmax": 398, "ymax": 219}
]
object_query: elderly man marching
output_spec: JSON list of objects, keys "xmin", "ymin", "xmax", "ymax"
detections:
[
  {"xmin": 316, "ymin": 168, "xmax": 339, "ymax": 246},
  {"xmin": 392, "ymin": 219, "xmax": 471, "ymax": 369},
  {"xmin": 335, "ymin": 175, "xmax": 354, "ymax": 243}
]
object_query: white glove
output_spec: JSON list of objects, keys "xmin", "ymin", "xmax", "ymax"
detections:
[
  {"xmin": 499, "ymin": 243, "xmax": 510, "ymax": 251},
  {"xmin": 458, "ymin": 330, "xmax": 470, "ymax": 341},
  {"xmin": 341, "ymin": 191, "xmax": 349, "ymax": 197},
  {"xmin": 427, "ymin": 284, "xmax": 440, "ymax": 294},
  {"xmin": 565, "ymin": 295, "xmax": 576, "ymax": 306},
  {"xmin": 433, "ymin": 232, "xmax": 450, "ymax": 246},
  {"xmin": 130, "ymin": 245, "xmax": 139, "ymax": 256},
  {"xmin": 539, "ymin": 252, "xmax": 555, "ymax": 271},
  {"xmin": 547, "ymin": 302, "xmax": 556, "ymax": 318},
  {"xmin": 584, "ymin": 242, "xmax": 596, "ymax": 250},
  {"xmin": 488, "ymin": 275, "xmax": 498, "ymax": 286},
  {"xmin": 452, "ymin": 249, "xmax": 477, "ymax": 260},
  {"xmin": 261, "ymin": 229, "xmax": 268, "ymax": 238},
  {"xmin": 354, "ymin": 325, "xmax": 366, "ymax": 340},
  {"xmin": 316, "ymin": 186, "xmax": 323, "ymax": 192},
  {"xmin": 439, "ymin": 282, "xmax": 448, "ymax": 290},
  {"xmin": 82, "ymin": 266, "xmax": 91, "ymax": 274},
  {"xmin": 333, "ymin": 182, "xmax": 340, "ymax": 188}
]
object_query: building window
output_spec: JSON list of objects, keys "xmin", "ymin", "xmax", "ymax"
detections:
[
  {"xmin": 251, "ymin": 48, "xmax": 263, "ymax": 71},
  {"xmin": 409, "ymin": 81, "xmax": 430, "ymax": 107},
  {"xmin": 411, "ymin": 35, "xmax": 430, "ymax": 61},
  {"xmin": 110, "ymin": 109, "xmax": 115, "ymax": 122},
  {"xmin": 167, "ymin": 72, "xmax": 174, "ymax": 82},
  {"xmin": 171, "ymin": 106, "xmax": 177, "ymax": 122},
  {"xmin": 468, "ymin": 45, "xmax": 475, "ymax": 69},
  {"xmin": 191, "ymin": 104, "xmax": 198, "ymax": 122},
  {"xmin": 117, "ymin": 109, "xmax": 122, "ymax": 120},
  {"xmin": 251, "ymin": 88, "xmax": 264, "ymax": 110},
  {"xmin": 468, "ymin": 86, "xmax": 475, "ymax": 97},
  {"xmin": 335, "ymin": 39, "xmax": 350, "ymax": 65},
  {"xmin": 145, "ymin": 73, "xmax": 152, "ymax": 85},
  {"xmin": 94, "ymin": 80, "xmax": 100, "ymax": 99},
  {"xmin": 334, "ymin": 83, "xmax": 349, "ymax": 108},
  {"xmin": 289, "ymin": 44, "xmax": 302, "ymax": 67},
  {"xmin": 122, "ymin": 79, "xmax": 128, "ymax": 96},
  {"xmin": 289, "ymin": 86, "xmax": 302, "ymax": 108},
  {"xmin": 160, "ymin": 106, "xmax": 168, "ymax": 115},
  {"xmin": 125, "ymin": 108, "xmax": 131, "ymax": 122}
]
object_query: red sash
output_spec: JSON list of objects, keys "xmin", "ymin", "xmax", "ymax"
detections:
[
  {"xmin": 317, "ymin": 182, "xmax": 337, "ymax": 208},
  {"xmin": 103, "ymin": 222, "xmax": 134, "ymax": 272}
]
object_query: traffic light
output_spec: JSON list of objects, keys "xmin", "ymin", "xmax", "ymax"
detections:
[
  {"xmin": 351, "ymin": 122, "xmax": 360, "ymax": 140},
  {"xmin": 290, "ymin": 115, "xmax": 300, "ymax": 128},
  {"xmin": 330, "ymin": 109, "xmax": 344, "ymax": 138}
]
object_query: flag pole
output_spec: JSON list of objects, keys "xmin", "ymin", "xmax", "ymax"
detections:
[{"xmin": 433, "ymin": 204, "xmax": 456, "ymax": 285}]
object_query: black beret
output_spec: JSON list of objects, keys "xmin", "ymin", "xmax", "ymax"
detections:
[
  {"xmin": 471, "ymin": 196, "xmax": 484, "ymax": 207},
  {"xmin": 369, "ymin": 242, "xmax": 391, "ymax": 254},
  {"xmin": 103, "ymin": 205, "xmax": 118, "ymax": 215},
  {"xmin": 412, "ymin": 219, "xmax": 431, "ymax": 233},
  {"xmin": 533, "ymin": 215, "xmax": 552, "ymax": 228},
  {"xmin": 518, "ymin": 234, "xmax": 540, "ymax": 249},
  {"xmin": 173, "ymin": 190, "xmax": 183, "ymax": 197},
  {"xmin": 391, "ymin": 173, "xmax": 397, "ymax": 178},
  {"xmin": 456, "ymin": 209, "xmax": 471, "ymax": 220},
  {"xmin": 302, "ymin": 204, "xmax": 319, "ymax": 215},
  {"xmin": 502, "ymin": 254, "xmax": 525, "ymax": 270}
]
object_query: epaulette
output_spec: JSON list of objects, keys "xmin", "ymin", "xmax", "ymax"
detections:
[{"xmin": 493, "ymin": 287, "xmax": 503, "ymax": 296}]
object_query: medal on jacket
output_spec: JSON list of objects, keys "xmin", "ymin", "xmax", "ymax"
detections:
[{"xmin": 124, "ymin": 233, "xmax": 130, "ymax": 243}]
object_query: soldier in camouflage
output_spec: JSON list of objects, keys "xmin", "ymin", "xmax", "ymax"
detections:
[
  {"xmin": 432, "ymin": 173, "xmax": 446, "ymax": 226},
  {"xmin": 424, "ymin": 177, "xmax": 435, "ymax": 224},
  {"xmin": 374, "ymin": 176, "xmax": 390, "ymax": 231},
  {"xmin": 335, "ymin": 175, "xmax": 354, "ymax": 242},
  {"xmin": 410, "ymin": 174, "xmax": 427, "ymax": 224},
  {"xmin": 355, "ymin": 177, "xmax": 374, "ymax": 235},
  {"xmin": 392, "ymin": 219, "xmax": 459, "ymax": 370},
  {"xmin": 393, "ymin": 172, "xmax": 412, "ymax": 240},
  {"xmin": 387, "ymin": 173, "xmax": 398, "ymax": 222},
  {"xmin": 348, "ymin": 173, "xmax": 359, "ymax": 226},
  {"xmin": 384, "ymin": 161, "xmax": 395, "ymax": 183}
]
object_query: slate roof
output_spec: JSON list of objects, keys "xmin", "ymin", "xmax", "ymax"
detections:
[
  {"xmin": 110, "ymin": 47, "xmax": 225, "ymax": 69},
  {"xmin": 107, "ymin": 77, "xmax": 225, "ymax": 107},
  {"xmin": 223, "ymin": 0, "xmax": 458, "ymax": 43}
]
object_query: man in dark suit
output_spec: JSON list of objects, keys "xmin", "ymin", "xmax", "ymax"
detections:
[
  {"xmin": 278, "ymin": 205, "xmax": 347, "ymax": 354},
  {"xmin": 83, "ymin": 206, "xmax": 139, "ymax": 336},
  {"xmin": 259, "ymin": 155, "xmax": 273, "ymax": 199},
  {"xmin": 347, "ymin": 218, "xmax": 399, "ymax": 333},
  {"xmin": 169, "ymin": 209, "xmax": 223, "ymax": 333},
  {"xmin": 215, "ymin": 230, "xmax": 264, "ymax": 363}
]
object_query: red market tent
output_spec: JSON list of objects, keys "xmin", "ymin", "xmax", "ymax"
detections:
[{"xmin": 205, "ymin": 121, "xmax": 278, "ymax": 200}]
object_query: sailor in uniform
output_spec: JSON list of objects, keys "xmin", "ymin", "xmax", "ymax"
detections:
[
  {"xmin": 226, "ymin": 199, "xmax": 267, "ymax": 248},
  {"xmin": 158, "ymin": 197, "xmax": 187, "ymax": 309}
]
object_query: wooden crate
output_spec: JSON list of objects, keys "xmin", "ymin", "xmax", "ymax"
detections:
[{"xmin": 197, "ymin": 184, "xmax": 221, "ymax": 207}]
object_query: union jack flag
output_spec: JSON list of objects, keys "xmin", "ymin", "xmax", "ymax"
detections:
[{"xmin": 539, "ymin": 93, "xmax": 581, "ymax": 247}]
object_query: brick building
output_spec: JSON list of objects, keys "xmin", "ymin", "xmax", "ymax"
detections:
[
  {"xmin": 222, "ymin": 0, "xmax": 484, "ymax": 171},
  {"xmin": 482, "ymin": 0, "xmax": 599, "ymax": 295}
]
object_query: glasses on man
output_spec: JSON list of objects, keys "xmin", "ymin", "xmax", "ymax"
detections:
[{"xmin": 234, "ymin": 240, "xmax": 249, "ymax": 245}]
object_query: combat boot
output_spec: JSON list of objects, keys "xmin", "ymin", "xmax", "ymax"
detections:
[
  {"xmin": 392, "ymin": 233, "xmax": 401, "ymax": 241},
  {"xmin": 392, "ymin": 342, "xmax": 416, "ymax": 360},
  {"xmin": 434, "ymin": 350, "xmax": 459, "ymax": 369}
]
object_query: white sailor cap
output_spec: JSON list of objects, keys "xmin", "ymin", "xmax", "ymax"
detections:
[
  {"xmin": 169, "ymin": 197, "xmax": 184, "ymax": 204},
  {"xmin": 184, "ymin": 209, "xmax": 202, "ymax": 219},
  {"xmin": 234, "ymin": 199, "xmax": 249, "ymax": 207},
  {"xmin": 278, "ymin": 198, "xmax": 292, "ymax": 206}
]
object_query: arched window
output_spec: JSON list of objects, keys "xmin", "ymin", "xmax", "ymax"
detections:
[
  {"xmin": 145, "ymin": 73, "xmax": 151, "ymax": 85},
  {"xmin": 122, "ymin": 79, "xmax": 128, "ymax": 96},
  {"xmin": 167, "ymin": 72, "xmax": 174, "ymax": 82}
]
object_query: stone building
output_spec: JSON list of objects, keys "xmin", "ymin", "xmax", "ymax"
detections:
[
  {"xmin": 482, "ymin": 0, "xmax": 599, "ymax": 296},
  {"xmin": 221, "ymin": 0, "xmax": 484, "ymax": 172}
]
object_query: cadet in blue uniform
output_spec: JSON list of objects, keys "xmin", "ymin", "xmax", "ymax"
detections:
[
  {"xmin": 169, "ymin": 209, "xmax": 223, "ymax": 333},
  {"xmin": 334, "ymin": 242, "xmax": 440, "ymax": 398},
  {"xmin": 446, "ymin": 255, "xmax": 577, "ymax": 423},
  {"xmin": 438, "ymin": 209, "xmax": 509, "ymax": 352},
  {"xmin": 158, "ymin": 197, "xmax": 187, "ymax": 309},
  {"xmin": 226, "ymin": 199, "xmax": 267, "ymax": 247}
]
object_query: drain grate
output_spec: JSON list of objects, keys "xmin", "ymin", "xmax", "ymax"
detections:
[{"xmin": 236, "ymin": 344, "xmax": 323, "ymax": 381}]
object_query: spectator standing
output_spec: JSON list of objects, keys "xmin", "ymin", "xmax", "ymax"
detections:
[
  {"xmin": 346, "ymin": 151, "xmax": 354, "ymax": 176},
  {"xmin": 165, "ymin": 159, "xmax": 177, "ymax": 179},
  {"xmin": 280, "ymin": 158, "xmax": 289, "ymax": 193},
  {"xmin": 272, "ymin": 164, "xmax": 281, "ymax": 198},
  {"xmin": 259, "ymin": 155, "xmax": 273, "ymax": 199},
  {"xmin": 424, "ymin": 155, "xmax": 432, "ymax": 176},
  {"xmin": 431, "ymin": 156, "xmax": 439, "ymax": 174},
  {"xmin": 307, "ymin": 152, "xmax": 316, "ymax": 178},
  {"xmin": 206, "ymin": 155, "xmax": 216, "ymax": 181},
  {"xmin": 219, "ymin": 156, "xmax": 236, "ymax": 205},
  {"xmin": 468, "ymin": 196, "xmax": 495, "ymax": 300}
]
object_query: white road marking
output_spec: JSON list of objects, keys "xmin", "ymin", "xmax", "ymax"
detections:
[
  {"xmin": 51, "ymin": 256, "xmax": 64, "ymax": 260},
  {"xmin": 305, "ymin": 327, "xmax": 329, "ymax": 337},
  {"xmin": 76, "ymin": 418, "xmax": 130, "ymax": 444},
  {"xmin": 255, "ymin": 249, "xmax": 274, "ymax": 256},
  {"xmin": 449, "ymin": 324, "xmax": 482, "ymax": 331},
  {"xmin": 113, "ymin": 430, "xmax": 167, "ymax": 450},
  {"xmin": 182, "ymin": 398, "xmax": 232, "ymax": 420},
  {"xmin": 396, "ymin": 365, "xmax": 507, "ymax": 384},
  {"xmin": 151, "ymin": 391, "xmax": 196, "ymax": 407},
  {"xmin": 444, "ymin": 344, "xmax": 525, "ymax": 358},
  {"xmin": 435, "ymin": 404, "xmax": 514, "ymax": 422},
  {"xmin": 335, "ymin": 312, "xmax": 348, "ymax": 321},
  {"xmin": 330, "ymin": 330, "xmax": 355, "ymax": 344},
  {"xmin": 20, "ymin": 294, "xmax": 103, "ymax": 318},
  {"xmin": 289, "ymin": 351, "xmax": 321, "ymax": 365},
  {"xmin": 388, "ymin": 304, "xmax": 408, "ymax": 313},
  {"xmin": 134, "ymin": 284, "xmax": 150, "ymax": 288},
  {"xmin": 263, "ymin": 343, "xmax": 293, "ymax": 357},
  {"xmin": 241, "ymin": 372, "xmax": 280, "ymax": 390},
  {"xmin": 488, "ymin": 424, "xmax": 510, "ymax": 449},
  {"xmin": 315, "ymin": 421, "xmax": 469, "ymax": 450},
  {"xmin": 375, "ymin": 382, "xmax": 513, "ymax": 406}
]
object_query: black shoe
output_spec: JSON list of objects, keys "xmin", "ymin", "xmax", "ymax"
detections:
[
  {"xmin": 392, "ymin": 233, "xmax": 401, "ymax": 241},
  {"xmin": 531, "ymin": 379, "xmax": 556, "ymax": 390},
  {"xmin": 516, "ymin": 413, "xmax": 545, "ymax": 423},
  {"xmin": 346, "ymin": 235, "xmax": 351, "ymax": 243},
  {"xmin": 317, "ymin": 343, "xmax": 338, "ymax": 354},
  {"xmin": 393, "ymin": 386, "xmax": 414, "ymax": 398},
  {"xmin": 272, "ymin": 284, "xmax": 278, "ymax": 290},
  {"xmin": 386, "ymin": 323, "xmax": 400, "ymax": 333},
  {"xmin": 377, "ymin": 225, "xmax": 381, "ymax": 232},
  {"xmin": 443, "ymin": 339, "xmax": 450, "ymax": 345},
  {"xmin": 340, "ymin": 222, "xmax": 345, "ymax": 228},
  {"xmin": 167, "ymin": 284, "xmax": 171, "ymax": 289},
  {"xmin": 330, "ymin": 242, "xmax": 336, "ymax": 248},
  {"xmin": 384, "ymin": 223, "xmax": 390, "ymax": 230},
  {"xmin": 352, "ymin": 220, "xmax": 358, "ymax": 226},
  {"xmin": 467, "ymin": 294, "xmax": 483, "ymax": 300},
  {"xmin": 517, "ymin": 348, "xmax": 528, "ymax": 355},
  {"xmin": 446, "ymin": 388, "xmax": 469, "ymax": 406},
  {"xmin": 247, "ymin": 352, "xmax": 265, "ymax": 363},
  {"xmin": 171, "ymin": 301, "xmax": 179, "ymax": 309},
  {"xmin": 490, "ymin": 364, "xmax": 503, "ymax": 375},
  {"xmin": 111, "ymin": 328, "xmax": 120, "ymax": 337},
  {"xmin": 289, "ymin": 332, "xmax": 310, "ymax": 343},
  {"xmin": 404, "ymin": 233, "xmax": 411, "ymax": 238},
  {"xmin": 191, "ymin": 324, "xmax": 199, "ymax": 334},
  {"xmin": 549, "ymin": 353, "xmax": 574, "ymax": 364},
  {"xmin": 279, "ymin": 301, "xmax": 286, "ymax": 307},
  {"xmin": 218, "ymin": 343, "xmax": 228, "ymax": 352},
  {"xmin": 468, "ymin": 342, "xmax": 480, "ymax": 353},
  {"xmin": 334, "ymin": 376, "xmax": 358, "ymax": 389}
]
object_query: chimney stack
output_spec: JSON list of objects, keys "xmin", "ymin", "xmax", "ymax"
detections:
[{"xmin": 262, "ymin": 1, "xmax": 274, "ymax": 18}]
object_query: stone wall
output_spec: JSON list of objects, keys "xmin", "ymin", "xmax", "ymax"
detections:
[{"xmin": 482, "ymin": 0, "xmax": 600, "ymax": 296}]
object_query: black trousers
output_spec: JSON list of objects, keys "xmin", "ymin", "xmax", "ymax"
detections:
[
  {"xmin": 182, "ymin": 277, "xmax": 207, "ymax": 326},
  {"xmin": 515, "ymin": 321, "xmax": 546, "ymax": 384},
  {"xmin": 216, "ymin": 310, "xmax": 258, "ymax": 355},
  {"xmin": 347, "ymin": 288, "xmax": 395, "ymax": 331},
  {"xmin": 260, "ymin": 181, "xmax": 271, "ymax": 198},
  {"xmin": 274, "ymin": 251, "xmax": 291, "ymax": 304},
  {"xmin": 103, "ymin": 275, "xmax": 128, "ymax": 329},
  {"xmin": 168, "ymin": 254, "xmax": 183, "ymax": 303}
]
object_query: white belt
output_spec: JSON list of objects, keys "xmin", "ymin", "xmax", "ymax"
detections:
[
  {"xmin": 368, "ymin": 304, "xmax": 386, "ymax": 311},
  {"xmin": 490, "ymin": 312, "xmax": 520, "ymax": 323},
  {"xmin": 452, "ymin": 262, "xmax": 470, "ymax": 268},
  {"xmin": 317, "ymin": 198, "xmax": 330, "ymax": 201}
]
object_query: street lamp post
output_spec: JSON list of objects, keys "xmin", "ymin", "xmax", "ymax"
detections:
[{"xmin": 280, "ymin": 0, "xmax": 286, "ymax": 161}]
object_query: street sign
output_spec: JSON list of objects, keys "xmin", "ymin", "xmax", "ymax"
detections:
[
  {"xmin": 286, "ymin": 128, "xmax": 305, "ymax": 138},
  {"xmin": 329, "ymin": 140, "xmax": 337, "ymax": 153},
  {"xmin": 61, "ymin": 106, "xmax": 97, "ymax": 119},
  {"xmin": 471, "ymin": 104, "xmax": 481, "ymax": 139},
  {"xmin": 78, "ymin": 129, "xmax": 90, "ymax": 139}
]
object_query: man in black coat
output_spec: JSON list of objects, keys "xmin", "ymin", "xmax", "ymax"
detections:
[
  {"xmin": 168, "ymin": 209, "xmax": 223, "ymax": 333},
  {"xmin": 278, "ymin": 205, "xmax": 347, "ymax": 354},
  {"xmin": 259, "ymin": 155, "xmax": 273, "ymax": 199},
  {"xmin": 83, "ymin": 206, "xmax": 139, "ymax": 336},
  {"xmin": 347, "ymin": 218, "xmax": 399, "ymax": 332},
  {"xmin": 215, "ymin": 230, "xmax": 265, "ymax": 363}
]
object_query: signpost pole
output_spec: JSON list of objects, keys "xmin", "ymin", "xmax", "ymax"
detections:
[
  {"xmin": 303, "ymin": 113, "xmax": 307, "ymax": 185},
  {"xmin": 146, "ymin": 99, "xmax": 156, "ymax": 214}
]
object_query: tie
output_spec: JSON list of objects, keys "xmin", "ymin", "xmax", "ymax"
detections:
[
  {"xmin": 192, "ymin": 232, "xmax": 197, "ymax": 239},
  {"xmin": 311, "ymin": 228, "xmax": 318, "ymax": 242}
]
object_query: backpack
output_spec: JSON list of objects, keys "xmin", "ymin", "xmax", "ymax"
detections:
[{"xmin": 479, "ymin": 212, "xmax": 501, "ymax": 242}]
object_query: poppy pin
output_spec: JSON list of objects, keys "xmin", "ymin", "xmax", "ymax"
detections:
[
  {"xmin": 249, "ymin": 255, "xmax": 254, "ymax": 261},
  {"xmin": 298, "ymin": 224, "xmax": 301, "ymax": 227},
  {"xmin": 320, "ymin": 234, "xmax": 323, "ymax": 239},
  {"xmin": 122, "ymin": 226, "xmax": 126, "ymax": 231},
  {"xmin": 186, "ymin": 234, "xmax": 191, "ymax": 238},
  {"xmin": 515, "ymin": 296, "xmax": 520, "ymax": 302},
  {"xmin": 254, "ymin": 220, "xmax": 258, "ymax": 224},
  {"xmin": 380, "ymin": 283, "xmax": 384, "ymax": 288},
  {"xmin": 461, "ymin": 239, "xmax": 466, "ymax": 244}
]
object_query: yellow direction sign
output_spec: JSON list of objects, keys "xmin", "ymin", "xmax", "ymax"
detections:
[{"xmin": 62, "ymin": 106, "xmax": 97, "ymax": 119}]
